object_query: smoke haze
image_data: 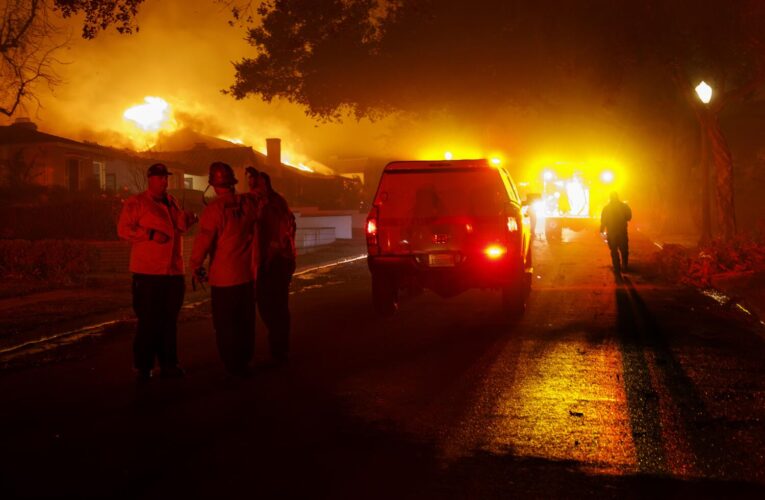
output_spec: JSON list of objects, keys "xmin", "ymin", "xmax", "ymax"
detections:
[{"xmin": 3, "ymin": 1, "xmax": 667, "ymax": 183}]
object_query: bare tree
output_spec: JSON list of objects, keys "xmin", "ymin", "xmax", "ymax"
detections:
[
  {"xmin": 128, "ymin": 163, "xmax": 146, "ymax": 192},
  {"xmin": 0, "ymin": 0, "xmax": 145, "ymax": 117},
  {"xmin": 0, "ymin": 0, "xmax": 63, "ymax": 116},
  {"xmin": 0, "ymin": 147, "xmax": 42, "ymax": 187}
]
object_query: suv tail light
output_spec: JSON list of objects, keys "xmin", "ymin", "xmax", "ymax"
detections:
[
  {"xmin": 366, "ymin": 219, "xmax": 377, "ymax": 238},
  {"xmin": 366, "ymin": 207, "xmax": 380, "ymax": 249},
  {"xmin": 484, "ymin": 244, "xmax": 506, "ymax": 259}
]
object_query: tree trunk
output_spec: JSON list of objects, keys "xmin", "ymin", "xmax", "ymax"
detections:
[
  {"xmin": 698, "ymin": 111, "xmax": 713, "ymax": 246},
  {"xmin": 706, "ymin": 112, "xmax": 737, "ymax": 241}
]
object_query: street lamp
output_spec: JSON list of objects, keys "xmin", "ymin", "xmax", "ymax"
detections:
[
  {"xmin": 695, "ymin": 81, "xmax": 713, "ymax": 104},
  {"xmin": 695, "ymin": 80, "xmax": 713, "ymax": 245}
]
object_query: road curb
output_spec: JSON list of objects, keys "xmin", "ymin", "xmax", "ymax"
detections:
[{"xmin": 0, "ymin": 253, "xmax": 369, "ymax": 360}]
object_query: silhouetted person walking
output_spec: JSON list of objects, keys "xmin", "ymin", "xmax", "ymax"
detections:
[
  {"xmin": 600, "ymin": 191, "xmax": 632, "ymax": 279},
  {"xmin": 117, "ymin": 163, "xmax": 197, "ymax": 381}
]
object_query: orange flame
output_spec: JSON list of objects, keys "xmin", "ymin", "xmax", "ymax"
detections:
[{"xmin": 123, "ymin": 97, "xmax": 172, "ymax": 131}]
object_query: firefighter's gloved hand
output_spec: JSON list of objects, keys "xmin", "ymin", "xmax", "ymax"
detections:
[
  {"xmin": 150, "ymin": 230, "xmax": 171, "ymax": 244},
  {"xmin": 193, "ymin": 267, "xmax": 208, "ymax": 284},
  {"xmin": 184, "ymin": 210, "xmax": 199, "ymax": 227}
]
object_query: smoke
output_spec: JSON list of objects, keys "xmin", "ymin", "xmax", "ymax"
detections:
[
  {"xmin": 14, "ymin": 1, "xmax": 395, "ymax": 171},
  {"xmin": 2, "ymin": 0, "xmax": 666, "ymax": 192}
]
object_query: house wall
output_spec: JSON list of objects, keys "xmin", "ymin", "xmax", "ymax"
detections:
[
  {"xmin": 186, "ymin": 175, "xmax": 207, "ymax": 191},
  {"xmin": 0, "ymin": 144, "xmax": 54, "ymax": 187},
  {"xmin": 105, "ymin": 157, "xmax": 143, "ymax": 192},
  {"xmin": 0, "ymin": 142, "xmax": 186, "ymax": 194},
  {"xmin": 105, "ymin": 158, "xmax": 184, "ymax": 193},
  {"xmin": 1, "ymin": 143, "xmax": 115, "ymax": 192},
  {"xmin": 0, "ymin": 144, "xmax": 97, "ymax": 190}
]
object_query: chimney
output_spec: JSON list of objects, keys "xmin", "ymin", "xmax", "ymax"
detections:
[
  {"xmin": 11, "ymin": 117, "xmax": 37, "ymax": 131},
  {"xmin": 266, "ymin": 138, "xmax": 281, "ymax": 167}
]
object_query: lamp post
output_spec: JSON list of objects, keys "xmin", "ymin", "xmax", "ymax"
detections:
[
  {"xmin": 695, "ymin": 81, "xmax": 712, "ymax": 104},
  {"xmin": 695, "ymin": 81, "xmax": 713, "ymax": 246}
]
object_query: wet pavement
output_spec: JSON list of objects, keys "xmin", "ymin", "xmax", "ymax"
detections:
[{"xmin": 1, "ymin": 228, "xmax": 764, "ymax": 498}]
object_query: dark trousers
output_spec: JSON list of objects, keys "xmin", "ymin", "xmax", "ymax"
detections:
[
  {"xmin": 256, "ymin": 257, "xmax": 294, "ymax": 359},
  {"xmin": 131, "ymin": 274, "xmax": 185, "ymax": 371},
  {"xmin": 211, "ymin": 281, "xmax": 255, "ymax": 375},
  {"xmin": 607, "ymin": 232, "xmax": 629, "ymax": 274}
]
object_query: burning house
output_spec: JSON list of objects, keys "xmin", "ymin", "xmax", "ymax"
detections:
[
  {"xmin": 0, "ymin": 119, "xmax": 188, "ymax": 240},
  {"xmin": 0, "ymin": 118, "xmax": 186, "ymax": 193},
  {"xmin": 147, "ymin": 137, "xmax": 363, "ymax": 210}
]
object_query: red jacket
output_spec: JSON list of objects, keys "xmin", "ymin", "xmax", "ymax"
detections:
[
  {"xmin": 190, "ymin": 192, "xmax": 262, "ymax": 287},
  {"xmin": 258, "ymin": 190, "xmax": 297, "ymax": 265},
  {"xmin": 117, "ymin": 191, "xmax": 191, "ymax": 275}
]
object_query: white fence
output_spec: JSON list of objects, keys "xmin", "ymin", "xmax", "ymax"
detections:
[
  {"xmin": 295, "ymin": 214, "xmax": 352, "ymax": 239},
  {"xmin": 295, "ymin": 227, "xmax": 336, "ymax": 254}
]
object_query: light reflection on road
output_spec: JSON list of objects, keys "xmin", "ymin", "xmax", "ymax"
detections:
[
  {"xmin": 484, "ymin": 338, "xmax": 637, "ymax": 474},
  {"xmin": 444, "ymin": 229, "xmax": 640, "ymax": 474},
  {"xmin": 340, "ymin": 228, "xmax": 762, "ymax": 481}
]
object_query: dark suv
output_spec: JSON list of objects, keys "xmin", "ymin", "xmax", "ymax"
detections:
[{"xmin": 366, "ymin": 159, "xmax": 532, "ymax": 316}]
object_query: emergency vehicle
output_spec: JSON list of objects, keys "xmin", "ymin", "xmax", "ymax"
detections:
[
  {"xmin": 366, "ymin": 159, "xmax": 532, "ymax": 317},
  {"xmin": 521, "ymin": 163, "xmax": 619, "ymax": 241}
]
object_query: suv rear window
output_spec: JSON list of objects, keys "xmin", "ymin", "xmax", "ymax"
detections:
[{"xmin": 375, "ymin": 168, "xmax": 508, "ymax": 219}]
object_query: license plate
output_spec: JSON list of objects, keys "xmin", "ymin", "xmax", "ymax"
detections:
[{"xmin": 428, "ymin": 253, "xmax": 455, "ymax": 267}]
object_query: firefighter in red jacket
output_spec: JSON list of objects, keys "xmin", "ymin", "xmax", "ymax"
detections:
[
  {"xmin": 246, "ymin": 167, "xmax": 296, "ymax": 364},
  {"xmin": 117, "ymin": 163, "xmax": 197, "ymax": 381},
  {"xmin": 191, "ymin": 162, "xmax": 262, "ymax": 376}
]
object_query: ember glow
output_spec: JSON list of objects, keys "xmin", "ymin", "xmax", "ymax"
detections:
[
  {"xmin": 282, "ymin": 154, "xmax": 316, "ymax": 173},
  {"xmin": 219, "ymin": 136, "xmax": 245, "ymax": 145}
]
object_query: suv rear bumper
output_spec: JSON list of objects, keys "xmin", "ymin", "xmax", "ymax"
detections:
[{"xmin": 368, "ymin": 252, "xmax": 523, "ymax": 292}]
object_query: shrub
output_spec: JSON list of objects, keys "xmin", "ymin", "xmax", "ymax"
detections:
[
  {"xmin": 653, "ymin": 244, "xmax": 693, "ymax": 283},
  {"xmin": 0, "ymin": 240, "xmax": 95, "ymax": 283},
  {"xmin": 654, "ymin": 226, "xmax": 765, "ymax": 287},
  {"xmin": 0, "ymin": 194, "xmax": 126, "ymax": 240}
]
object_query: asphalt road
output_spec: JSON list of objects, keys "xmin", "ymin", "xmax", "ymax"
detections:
[{"xmin": 2, "ymin": 228, "xmax": 765, "ymax": 498}]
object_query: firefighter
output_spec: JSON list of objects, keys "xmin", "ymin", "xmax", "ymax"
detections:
[
  {"xmin": 600, "ymin": 191, "xmax": 633, "ymax": 278},
  {"xmin": 249, "ymin": 170, "xmax": 296, "ymax": 364},
  {"xmin": 117, "ymin": 163, "xmax": 197, "ymax": 381},
  {"xmin": 190, "ymin": 162, "xmax": 261, "ymax": 376},
  {"xmin": 245, "ymin": 166, "xmax": 266, "ymax": 201}
]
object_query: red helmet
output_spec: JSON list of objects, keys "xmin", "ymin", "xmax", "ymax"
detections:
[{"xmin": 208, "ymin": 162, "xmax": 238, "ymax": 187}]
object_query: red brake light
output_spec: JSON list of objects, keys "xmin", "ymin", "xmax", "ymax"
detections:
[
  {"xmin": 484, "ymin": 245, "xmax": 506, "ymax": 259},
  {"xmin": 366, "ymin": 208, "xmax": 379, "ymax": 250},
  {"xmin": 367, "ymin": 219, "xmax": 377, "ymax": 235}
]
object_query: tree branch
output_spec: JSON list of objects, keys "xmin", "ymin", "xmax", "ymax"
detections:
[
  {"xmin": 0, "ymin": 0, "xmax": 40, "ymax": 53},
  {"xmin": 719, "ymin": 67, "xmax": 765, "ymax": 110}
]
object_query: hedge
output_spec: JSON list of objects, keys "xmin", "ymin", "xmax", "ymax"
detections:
[
  {"xmin": 0, "ymin": 240, "xmax": 95, "ymax": 283},
  {"xmin": 0, "ymin": 196, "xmax": 124, "ymax": 241},
  {"xmin": 653, "ymin": 224, "xmax": 765, "ymax": 287}
]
